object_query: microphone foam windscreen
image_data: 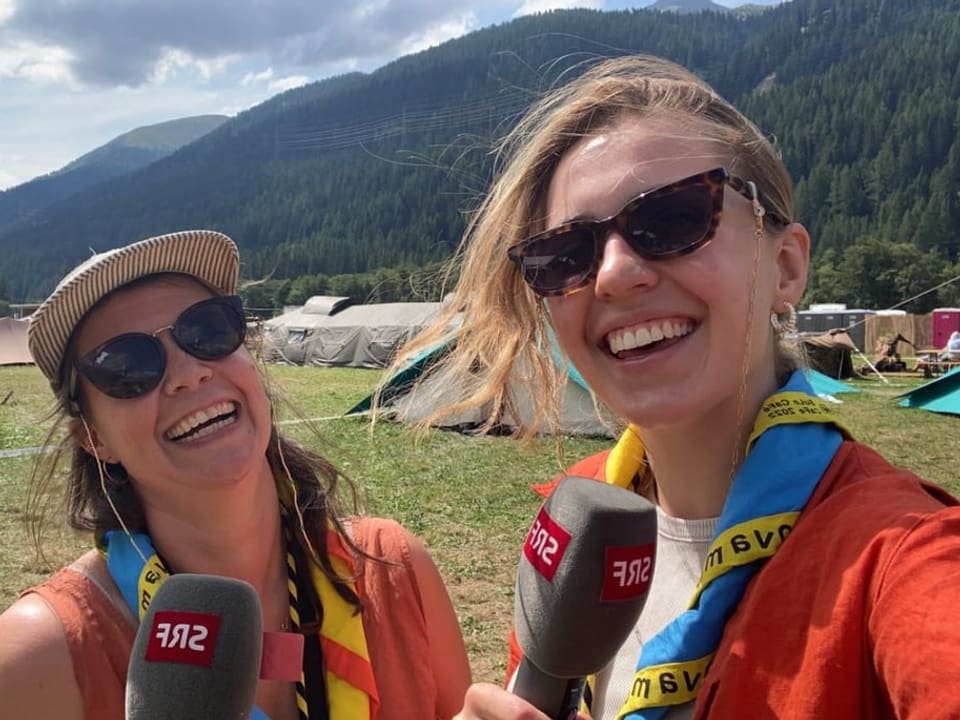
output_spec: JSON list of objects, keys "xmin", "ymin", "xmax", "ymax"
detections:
[
  {"xmin": 125, "ymin": 573, "xmax": 263, "ymax": 720},
  {"xmin": 515, "ymin": 476, "xmax": 657, "ymax": 677}
]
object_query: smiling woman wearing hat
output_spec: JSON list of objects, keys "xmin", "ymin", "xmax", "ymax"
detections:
[{"xmin": 0, "ymin": 230, "xmax": 471, "ymax": 720}]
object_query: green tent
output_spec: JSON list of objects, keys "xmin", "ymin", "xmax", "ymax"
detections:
[
  {"xmin": 346, "ymin": 336, "xmax": 616, "ymax": 437},
  {"xmin": 804, "ymin": 368, "xmax": 858, "ymax": 397},
  {"xmin": 897, "ymin": 367, "xmax": 960, "ymax": 417}
]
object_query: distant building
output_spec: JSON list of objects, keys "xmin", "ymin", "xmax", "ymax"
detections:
[
  {"xmin": 798, "ymin": 304, "xmax": 875, "ymax": 352},
  {"xmin": 8, "ymin": 303, "xmax": 40, "ymax": 319}
]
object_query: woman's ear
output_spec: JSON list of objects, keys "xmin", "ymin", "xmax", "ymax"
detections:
[
  {"xmin": 68, "ymin": 415, "xmax": 119, "ymax": 464},
  {"xmin": 772, "ymin": 222, "xmax": 810, "ymax": 309}
]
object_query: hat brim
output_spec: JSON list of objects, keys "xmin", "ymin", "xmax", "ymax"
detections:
[{"xmin": 28, "ymin": 229, "xmax": 240, "ymax": 389}]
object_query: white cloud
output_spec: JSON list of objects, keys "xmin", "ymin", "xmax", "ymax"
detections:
[
  {"xmin": 242, "ymin": 67, "xmax": 275, "ymax": 86},
  {"xmin": 513, "ymin": 0, "xmax": 604, "ymax": 17},
  {"xmin": 0, "ymin": 68, "xmax": 282, "ymax": 189},
  {"xmin": 5, "ymin": 0, "xmax": 756, "ymax": 189},
  {"xmin": 399, "ymin": 11, "xmax": 479, "ymax": 55},
  {"xmin": 353, "ymin": 0, "xmax": 392, "ymax": 21},
  {"xmin": 150, "ymin": 48, "xmax": 238, "ymax": 84},
  {"xmin": 0, "ymin": 41, "xmax": 73, "ymax": 83},
  {"xmin": 1, "ymin": 0, "xmax": 498, "ymax": 87},
  {"xmin": 240, "ymin": 66, "xmax": 310, "ymax": 93},
  {"xmin": 267, "ymin": 74, "xmax": 310, "ymax": 93},
  {"xmin": 0, "ymin": 147, "xmax": 29, "ymax": 189}
]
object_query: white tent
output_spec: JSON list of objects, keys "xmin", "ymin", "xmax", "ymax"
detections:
[
  {"xmin": 0, "ymin": 317, "xmax": 33, "ymax": 366},
  {"xmin": 347, "ymin": 338, "xmax": 618, "ymax": 438},
  {"xmin": 263, "ymin": 299, "xmax": 445, "ymax": 368}
]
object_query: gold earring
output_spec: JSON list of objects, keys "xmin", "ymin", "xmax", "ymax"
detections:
[{"xmin": 771, "ymin": 302, "xmax": 797, "ymax": 336}]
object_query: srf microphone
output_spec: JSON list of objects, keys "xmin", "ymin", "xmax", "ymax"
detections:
[
  {"xmin": 513, "ymin": 476, "xmax": 658, "ymax": 719},
  {"xmin": 125, "ymin": 574, "xmax": 263, "ymax": 720}
]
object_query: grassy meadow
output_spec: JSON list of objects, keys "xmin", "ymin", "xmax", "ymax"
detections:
[{"xmin": 0, "ymin": 363, "xmax": 957, "ymax": 682}]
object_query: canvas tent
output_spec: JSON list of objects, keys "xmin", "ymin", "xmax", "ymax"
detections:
[
  {"xmin": 263, "ymin": 299, "xmax": 444, "ymax": 368},
  {"xmin": 801, "ymin": 330, "xmax": 860, "ymax": 379},
  {"xmin": 0, "ymin": 317, "xmax": 33, "ymax": 365},
  {"xmin": 803, "ymin": 368, "xmax": 857, "ymax": 397},
  {"xmin": 346, "ymin": 338, "xmax": 617, "ymax": 438},
  {"xmin": 897, "ymin": 366, "xmax": 960, "ymax": 417}
]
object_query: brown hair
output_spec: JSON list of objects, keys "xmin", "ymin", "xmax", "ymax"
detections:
[
  {"xmin": 380, "ymin": 54, "xmax": 800, "ymax": 439},
  {"xmin": 28, "ymin": 275, "xmax": 369, "ymax": 610}
]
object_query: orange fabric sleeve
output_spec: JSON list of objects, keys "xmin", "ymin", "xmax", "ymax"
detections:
[
  {"xmin": 505, "ymin": 627, "xmax": 525, "ymax": 686},
  {"xmin": 24, "ymin": 567, "xmax": 135, "ymax": 720},
  {"xmin": 868, "ymin": 505, "xmax": 960, "ymax": 719},
  {"xmin": 530, "ymin": 449, "xmax": 611, "ymax": 496}
]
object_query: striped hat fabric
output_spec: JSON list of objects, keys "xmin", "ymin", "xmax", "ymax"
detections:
[{"xmin": 28, "ymin": 229, "xmax": 241, "ymax": 390}]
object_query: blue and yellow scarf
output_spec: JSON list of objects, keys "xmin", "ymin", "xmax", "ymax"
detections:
[
  {"xmin": 600, "ymin": 370, "xmax": 848, "ymax": 719},
  {"xmin": 99, "ymin": 516, "xmax": 379, "ymax": 719}
]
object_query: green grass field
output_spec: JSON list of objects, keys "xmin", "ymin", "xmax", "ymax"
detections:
[{"xmin": 0, "ymin": 364, "xmax": 956, "ymax": 682}]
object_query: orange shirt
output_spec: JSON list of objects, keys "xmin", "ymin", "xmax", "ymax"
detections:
[
  {"xmin": 509, "ymin": 442, "xmax": 960, "ymax": 719},
  {"xmin": 699, "ymin": 441, "xmax": 960, "ymax": 719},
  {"xmin": 25, "ymin": 517, "xmax": 444, "ymax": 720}
]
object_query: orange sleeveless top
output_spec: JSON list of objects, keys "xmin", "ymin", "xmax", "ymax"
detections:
[{"xmin": 24, "ymin": 517, "xmax": 442, "ymax": 720}]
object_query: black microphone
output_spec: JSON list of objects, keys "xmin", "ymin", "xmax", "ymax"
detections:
[
  {"xmin": 125, "ymin": 574, "xmax": 263, "ymax": 720},
  {"xmin": 512, "ymin": 476, "xmax": 658, "ymax": 719}
]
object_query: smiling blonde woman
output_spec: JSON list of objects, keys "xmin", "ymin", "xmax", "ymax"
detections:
[{"xmin": 386, "ymin": 55, "xmax": 960, "ymax": 720}]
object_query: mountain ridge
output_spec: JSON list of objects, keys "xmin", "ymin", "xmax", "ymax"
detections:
[
  {"xmin": 0, "ymin": 0, "xmax": 957, "ymax": 309},
  {"xmin": 0, "ymin": 114, "xmax": 227, "ymax": 227}
]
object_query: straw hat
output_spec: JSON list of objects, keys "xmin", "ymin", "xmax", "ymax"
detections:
[{"xmin": 27, "ymin": 229, "xmax": 240, "ymax": 390}]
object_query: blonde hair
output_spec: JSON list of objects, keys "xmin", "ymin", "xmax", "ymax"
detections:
[{"xmin": 382, "ymin": 55, "xmax": 798, "ymax": 439}]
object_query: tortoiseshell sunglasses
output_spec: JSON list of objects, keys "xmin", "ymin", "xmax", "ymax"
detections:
[{"xmin": 507, "ymin": 167, "xmax": 789, "ymax": 297}]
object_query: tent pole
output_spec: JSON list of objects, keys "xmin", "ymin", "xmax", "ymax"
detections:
[{"xmin": 858, "ymin": 350, "xmax": 889, "ymax": 384}]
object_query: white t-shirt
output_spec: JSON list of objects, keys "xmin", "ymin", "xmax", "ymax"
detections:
[
  {"xmin": 591, "ymin": 507, "xmax": 718, "ymax": 720},
  {"xmin": 947, "ymin": 332, "xmax": 960, "ymax": 360}
]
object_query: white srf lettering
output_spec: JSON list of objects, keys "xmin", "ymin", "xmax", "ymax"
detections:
[
  {"xmin": 612, "ymin": 557, "xmax": 652, "ymax": 587},
  {"xmin": 527, "ymin": 519, "xmax": 560, "ymax": 567},
  {"xmin": 170, "ymin": 623, "xmax": 190, "ymax": 649},
  {"xmin": 526, "ymin": 518, "xmax": 541, "ymax": 546},
  {"xmin": 154, "ymin": 622, "xmax": 172, "ymax": 647},
  {"xmin": 187, "ymin": 625, "xmax": 209, "ymax": 651},
  {"xmin": 154, "ymin": 622, "xmax": 209, "ymax": 651},
  {"xmin": 533, "ymin": 530, "xmax": 559, "ymax": 566}
]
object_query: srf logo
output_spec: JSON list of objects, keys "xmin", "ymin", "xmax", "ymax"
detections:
[
  {"xmin": 601, "ymin": 544, "xmax": 655, "ymax": 602},
  {"xmin": 144, "ymin": 610, "xmax": 220, "ymax": 667},
  {"xmin": 523, "ymin": 506, "xmax": 572, "ymax": 581}
]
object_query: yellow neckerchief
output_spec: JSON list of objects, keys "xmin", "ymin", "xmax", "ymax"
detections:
[
  {"xmin": 579, "ymin": 387, "xmax": 849, "ymax": 718},
  {"xmin": 98, "ymin": 510, "xmax": 379, "ymax": 719},
  {"xmin": 312, "ymin": 522, "xmax": 379, "ymax": 718}
]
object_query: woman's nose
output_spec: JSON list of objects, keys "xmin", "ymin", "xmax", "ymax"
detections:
[
  {"xmin": 593, "ymin": 231, "xmax": 659, "ymax": 298},
  {"xmin": 159, "ymin": 336, "xmax": 213, "ymax": 394}
]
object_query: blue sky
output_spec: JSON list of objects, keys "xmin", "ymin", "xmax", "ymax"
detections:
[{"xmin": 0, "ymin": 0, "xmax": 784, "ymax": 191}]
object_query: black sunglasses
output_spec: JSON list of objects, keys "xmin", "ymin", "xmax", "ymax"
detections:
[
  {"xmin": 74, "ymin": 295, "xmax": 246, "ymax": 400},
  {"xmin": 507, "ymin": 167, "xmax": 788, "ymax": 297}
]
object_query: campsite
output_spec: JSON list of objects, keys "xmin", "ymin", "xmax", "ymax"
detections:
[
  {"xmin": 1, "ymin": 361, "xmax": 956, "ymax": 681},
  {"xmin": 2, "ymin": 0, "xmax": 960, "ymax": 705}
]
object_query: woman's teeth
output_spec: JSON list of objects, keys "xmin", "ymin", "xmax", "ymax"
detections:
[
  {"xmin": 608, "ymin": 319, "xmax": 693, "ymax": 354},
  {"xmin": 176, "ymin": 416, "xmax": 237, "ymax": 443},
  {"xmin": 166, "ymin": 401, "xmax": 237, "ymax": 442}
]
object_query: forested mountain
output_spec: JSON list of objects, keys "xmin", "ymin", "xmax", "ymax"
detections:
[
  {"xmin": 1, "ymin": 0, "xmax": 958, "ymax": 315},
  {"xmin": 0, "ymin": 115, "xmax": 227, "ymax": 228}
]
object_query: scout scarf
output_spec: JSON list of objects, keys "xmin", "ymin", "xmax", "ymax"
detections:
[
  {"xmin": 601, "ymin": 369, "xmax": 848, "ymax": 719},
  {"xmin": 99, "ymin": 516, "xmax": 379, "ymax": 720}
]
